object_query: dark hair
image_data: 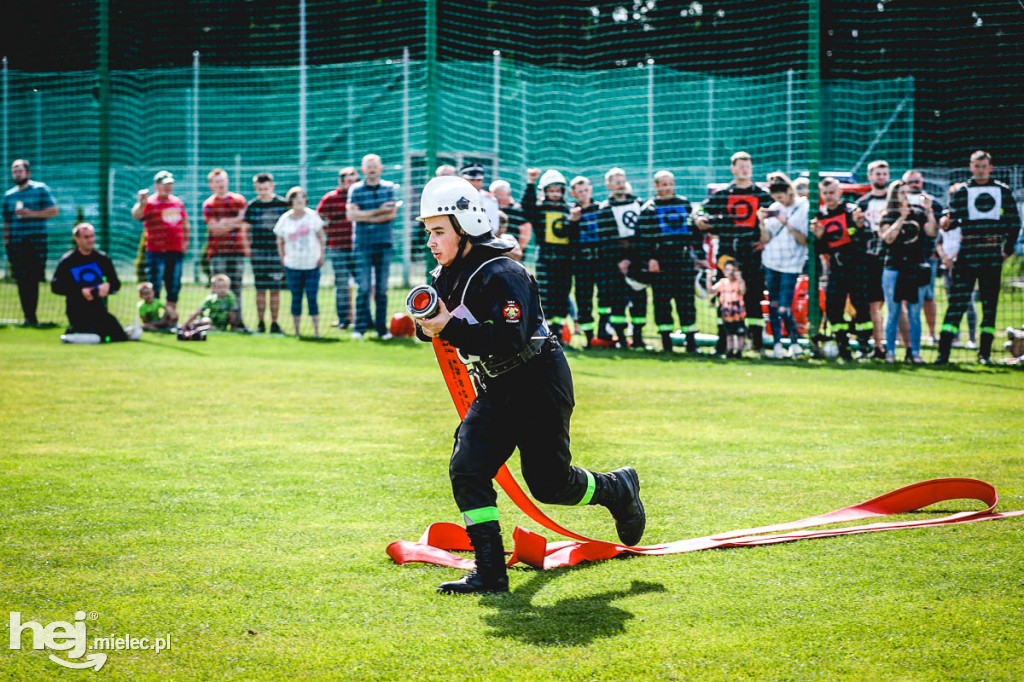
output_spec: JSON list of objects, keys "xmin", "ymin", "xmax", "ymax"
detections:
[{"xmin": 253, "ymin": 172, "xmax": 274, "ymax": 184}]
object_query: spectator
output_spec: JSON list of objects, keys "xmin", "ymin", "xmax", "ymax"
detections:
[
  {"xmin": 275, "ymin": 186, "xmax": 326, "ymax": 338},
  {"xmin": 696, "ymin": 151, "xmax": 772, "ymax": 355},
  {"xmin": 936, "ymin": 183, "xmax": 978, "ymax": 349},
  {"xmin": 3, "ymin": 159, "xmax": 59, "ymax": 326},
  {"xmin": 855, "ymin": 159, "xmax": 892, "ymax": 359},
  {"xmin": 137, "ymin": 282, "xmax": 176, "ymax": 332},
  {"xmin": 131, "ymin": 170, "xmax": 190, "ymax": 317},
  {"xmin": 460, "ymin": 162, "xmax": 500, "ymax": 234},
  {"xmin": 490, "ymin": 179, "xmax": 533, "ymax": 256},
  {"xmin": 711, "ymin": 258, "xmax": 746, "ymax": 358},
  {"xmin": 936, "ymin": 151, "xmax": 1021, "ymax": 365},
  {"xmin": 758, "ymin": 172, "xmax": 809, "ymax": 358},
  {"xmin": 181, "ymin": 273, "xmax": 240, "ymax": 332},
  {"xmin": 202, "ymin": 168, "xmax": 248, "ymax": 326},
  {"xmin": 794, "ymin": 177, "xmax": 810, "ymax": 199},
  {"xmin": 567, "ymin": 175, "xmax": 603, "ymax": 346},
  {"xmin": 243, "ymin": 172, "xmax": 288, "ymax": 334},
  {"xmin": 902, "ymin": 169, "xmax": 944, "ymax": 344},
  {"xmin": 317, "ymin": 166, "xmax": 360, "ymax": 330},
  {"xmin": 638, "ymin": 170, "xmax": 700, "ymax": 354},
  {"xmin": 879, "ymin": 180, "xmax": 938, "ymax": 363},
  {"xmin": 434, "ymin": 164, "xmax": 456, "ymax": 177},
  {"xmin": 810, "ymin": 177, "xmax": 870, "ymax": 361},
  {"xmin": 50, "ymin": 222, "xmax": 127, "ymax": 342},
  {"xmin": 346, "ymin": 153, "xmax": 398, "ymax": 340},
  {"xmin": 521, "ymin": 168, "xmax": 573, "ymax": 344},
  {"xmin": 596, "ymin": 167, "xmax": 646, "ymax": 349}
]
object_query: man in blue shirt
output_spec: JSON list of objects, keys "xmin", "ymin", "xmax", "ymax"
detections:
[
  {"xmin": 346, "ymin": 153, "xmax": 398, "ymax": 340},
  {"xmin": 3, "ymin": 159, "xmax": 59, "ymax": 325}
]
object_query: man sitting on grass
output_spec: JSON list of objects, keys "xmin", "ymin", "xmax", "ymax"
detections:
[{"xmin": 51, "ymin": 222, "xmax": 129, "ymax": 342}]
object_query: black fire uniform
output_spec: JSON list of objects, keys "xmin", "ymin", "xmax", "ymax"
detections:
[
  {"xmin": 815, "ymin": 202, "xmax": 873, "ymax": 357},
  {"xmin": 703, "ymin": 183, "xmax": 772, "ymax": 351},
  {"xmin": 422, "ymin": 245, "xmax": 646, "ymax": 593},
  {"xmin": 567, "ymin": 201, "xmax": 602, "ymax": 342},
  {"xmin": 638, "ymin": 194, "xmax": 699, "ymax": 352},
  {"xmin": 521, "ymin": 183, "xmax": 572, "ymax": 341},
  {"xmin": 855, "ymin": 191, "xmax": 889, "ymax": 309},
  {"xmin": 50, "ymin": 247, "xmax": 128, "ymax": 342},
  {"xmin": 596, "ymin": 195, "xmax": 645, "ymax": 348},
  {"xmin": 937, "ymin": 178, "xmax": 1021, "ymax": 363}
]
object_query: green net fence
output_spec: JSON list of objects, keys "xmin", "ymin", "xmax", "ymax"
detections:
[{"xmin": 3, "ymin": 0, "xmax": 1022, "ymax": 362}]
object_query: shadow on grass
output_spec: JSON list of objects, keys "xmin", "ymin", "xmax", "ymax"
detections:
[{"xmin": 478, "ymin": 568, "xmax": 666, "ymax": 647}]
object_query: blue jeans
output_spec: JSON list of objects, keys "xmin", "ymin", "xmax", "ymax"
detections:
[
  {"xmin": 882, "ymin": 267, "xmax": 925, "ymax": 356},
  {"xmin": 354, "ymin": 243, "xmax": 391, "ymax": 335},
  {"xmin": 764, "ymin": 268, "xmax": 800, "ymax": 344},
  {"xmin": 328, "ymin": 247, "xmax": 355, "ymax": 326},
  {"xmin": 285, "ymin": 267, "xmax": 321, "ymax": 317},
  {"xmin": 146, "ymin": 251, "xmax": 184, "ymax": 303}
]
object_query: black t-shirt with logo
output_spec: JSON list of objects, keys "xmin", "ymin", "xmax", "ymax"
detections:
[
  {"xmin": 880, "ymin": 205, "xmax": 929, "ymax": 270},
  {"xmin": 703, "ymin": 183, "xmax": 772, "ymax": 255},
  {"xmin": 244, "ymin": 195, "xmax": 290, "ymax": 252}
]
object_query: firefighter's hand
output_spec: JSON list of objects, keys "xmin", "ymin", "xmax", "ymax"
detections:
[
  {"xmin": 418, "ymin": 299, "xmax": 452, "ymax": 337},
  {"xmin": 526, "ymin": 168, "xmax": 541, "ymax": 183}
]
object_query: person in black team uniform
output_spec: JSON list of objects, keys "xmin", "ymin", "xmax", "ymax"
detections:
[
  {"xmin": 415, "ymin": 176, "xmax": 646, "ymax": 595},
  {"xmin": 566, "ymin": 175, "xmax": 604, "ymax": 346},
  {"xmin": 810, "ymin": 177, "xmax": 871, "ymax": 360},
  {"xmin": 596, "ymin": 168, "xmax": 646, "ymax": 349},
  {"xmin": 520, "ymin": 168, "xmax": 573, "ymax": 343},
  {"xmin": 638, "ymin": 170, "xmax": 699, "ymax": 353},
  {"xmin": 854, "ymin": 160, "xmax": 892, "ymax": 359},
  {"xmin": 50, "ymin": 222, "xmax": 128, "ymax": 342},
  {"xmin": 695, "ymin": 151, "xmax": 772, "ymax": 354},
  {"xmin": 936, "ymin": 151, "xmax": 1021, "ymax": 365}
]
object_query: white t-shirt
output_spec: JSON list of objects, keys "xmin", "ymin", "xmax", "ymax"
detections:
[
  {"xmin": 273, "ymin": 207, "xmax": 325, "ymax": 270},
  {"xmin": 937, "ymin": 227, "xmax": 962, "ymax": 260},
  {"xmin": 761, "ymin": 197, "xmax": 809, "ymax": 274}
]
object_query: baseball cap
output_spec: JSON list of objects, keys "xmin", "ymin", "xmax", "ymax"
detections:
[
  {"xmin": 459, "ymin": 162, "xmax": 485, "ymax": 180},
  {"xmin": 154, "ymin": 170, "xmax": 175, "ymax": 185}
]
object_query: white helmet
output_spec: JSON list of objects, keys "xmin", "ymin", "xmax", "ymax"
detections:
[
  {"xmin": 538, "ymin": 169, "xmax": 567, "ymax": 192},
  {"xmin": 417, "ymin": 176, "xmax": 512, "ymax": 251},
  {"xmin": 417, "ymin": 176, "xmax": 491, "ymax": 236}
]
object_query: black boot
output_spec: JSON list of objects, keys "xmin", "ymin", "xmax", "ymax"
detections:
[
  {"xmin": 837, "ymin": 331, "xmax": 853, "ymax": 361},
  {"xmin": 437, "ymin": 523, "xmax": 509, "ymax": 595},
  {"xmin": 978, "ymin": 331, "xmax": 994, "ymax": 365},
  {"xmin": 685, "ymin": 332, "xmax": 697, "ymax": 354},
  {"xmin": 632, "ymin": 329, "xmax": 648, "ymax": 350},
  {"xmin": 613, "ymin": 324, "xmax": 629, "ymax": 348},
  {"xmin": 750, "ymin": 325, "xmax": 763, "ymax": 352},
  {"xmin": 661, "ymin": 331, "xmax": 673, "ymax": 353},
  {"xmin": 592, "ymin": 467, "xmax": 646, "ymax": 546},
  {"xmin": 935, "ymin": 330, "xmax": 955, "ymax": 365}
]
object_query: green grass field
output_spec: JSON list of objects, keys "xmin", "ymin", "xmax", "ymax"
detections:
[{"xmin": 2, "ymin": 326, "xmax": 1023, "ymax": 680}]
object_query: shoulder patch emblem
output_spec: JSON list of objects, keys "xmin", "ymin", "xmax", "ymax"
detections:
[{"xmin": 503, "ymin": 301, "xmax": 522, "ymax": 323}]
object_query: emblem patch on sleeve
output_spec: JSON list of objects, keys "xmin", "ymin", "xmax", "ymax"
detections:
[{"xmin": 503, "ymin": 301, "xmax": 522, "ymax": 323}]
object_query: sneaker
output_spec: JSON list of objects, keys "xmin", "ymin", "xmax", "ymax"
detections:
[
  {"xmin": 772, "ymin": 343, "xmax": 786, "ymax": 359},
  {"xmin": 911, "ymin": 355, "xmax": 924, "ymax": 364},
  {"xmin": 270, "ymin": 322, "xmax": 284, "ymax": 334},
  {"xmin": 886, "ymin": 353, "xmax": 896, "ymax": 363},
  {"xmin": 928, "ymin": 336, "xmax": 939, "ymax": 346},
  {"xmin": 872, "ymin": 345, "xmax": 887, "ymax": 360},
  {"xmin": 379, "ymin": 332, "xmax": 393, "ymax": 341},
  {"xmin": 788, "ymin": 343, "xmax": 804, "ymax": 358},
  {"xmin": 977, "ymin": 355, "xmax": 992, "ymax": 366},
  {"xmin": 351, "ymin": 331, "xmax": 364, "ymax": 341},
  {"xmin": 965, "ymin": 340, "xmax": 978, "ymax": 350},
  {"xmin": 257, "ymin": 321, "xmax": 266, "ymax": 333}
]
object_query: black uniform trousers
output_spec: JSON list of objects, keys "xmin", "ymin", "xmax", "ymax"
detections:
[
  {"xmin": 450, "ymin": 345, "xmax": 590, "ymax": 517},
  {"xmin": 574, "ymin": 245, "xmax": 601, "ymax": 335},
  {"xmin": 825, "ymin": 252, "xmax": 871, "ymax": 347},
  {"xmin": 941, "ymin": 259, "xmax": 1003, "ymax": 352},
  {"xmin": 652, "ymin": 261, "xmax": 697, "ymax": 333},
  {"xmin": 536, "ymin": 248, "xmax": 573, "ymax": 330}
]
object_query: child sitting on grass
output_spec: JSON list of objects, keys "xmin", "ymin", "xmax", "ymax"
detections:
[
  {"xmin": 181, "ymin": 274, "xmax": 240, "ymax": 332},
  {"xmin": 711, "ymin": 258, "xmax": 747, "ymax": 358},
  {"xmin": 137, "ymin": 282, "xmax": 177, "ymax": 332}
]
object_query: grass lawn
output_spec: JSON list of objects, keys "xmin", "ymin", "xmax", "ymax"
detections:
[{"xmin": 1, "ymin": 326, "xmax": 1022, "ymax": 680}]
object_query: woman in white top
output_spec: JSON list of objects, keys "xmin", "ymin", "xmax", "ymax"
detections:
[
  {"xmin": 758, "ymin": 172, "xmax": 809, "ymax": 358},
  {"xmin": 274, "ymin": 186, "xmax": 326, "ymax": 337}
]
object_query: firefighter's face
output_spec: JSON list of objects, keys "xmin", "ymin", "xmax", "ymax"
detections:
[{"xmin": 424, "ymin": 215, "xmax": 463, "ymax": 267}]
